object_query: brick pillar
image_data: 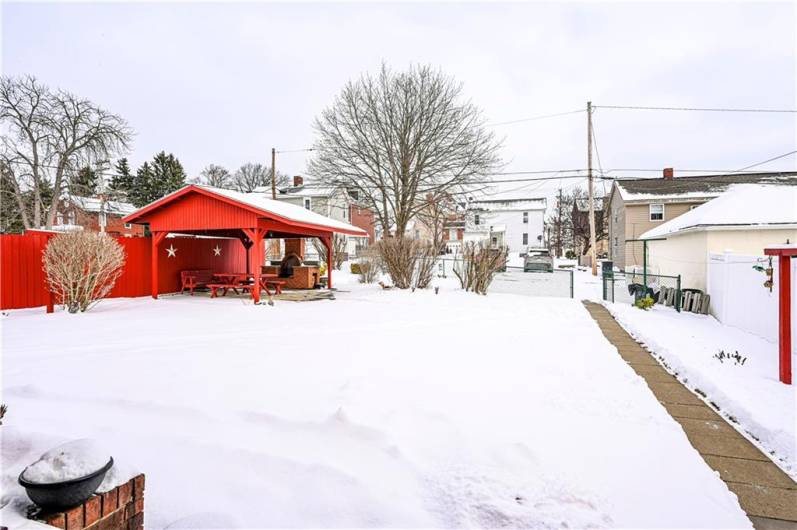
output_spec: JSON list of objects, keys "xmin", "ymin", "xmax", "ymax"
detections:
[{"xmin": 35, "ymin": 474, "xmax": 145, "ymax": 530}]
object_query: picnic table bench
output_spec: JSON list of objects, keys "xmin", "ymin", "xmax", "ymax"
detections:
[
  {"xmin": 204, "ymin": 273, "xmax": 287, "ymax": 298},
  {"xmin": 180, "ymin": 269, "xmax": 215, "ymax": 295}
]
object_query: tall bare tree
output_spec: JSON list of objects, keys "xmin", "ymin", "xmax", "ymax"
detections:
[
  {"xmin": 199, "ymin": 164, "xmax": 232, "ymax": 188},
  {"xmin": 308, "ymin": 63, "xmax": 502, "ymax": 238},
  {"xmin": 1, "ymin": 75, "xmax": 132, "ymax": 229},
  {"xmin": 232, "ymin": 163, "xmax": 290, "ymax": 193}
]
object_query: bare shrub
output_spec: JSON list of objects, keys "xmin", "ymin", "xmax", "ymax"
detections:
[
  {"xmin": 356, "ymin": 247, "xmax": 381, "ymax": 284},
  {"xmin": 43, "ymin": 231, "xmax": 126, "ymax": 313},
  {"xmin": 313, "ymin": 234, "xmax": 347, "ymax": 270},
  {"xmin": 376, "ymin": 237, "xmax": 439, "ymax": 290},
  {"xmin": 377, "ymin": 237, "xmax": 415, "ymax": 289},
  {"xmin": 453, "ymin": 241, "xmax": 508, "ymax": 295},
  {"xmin": 413, "ymin": 241, "xmax": 439, "ymax": 290}
]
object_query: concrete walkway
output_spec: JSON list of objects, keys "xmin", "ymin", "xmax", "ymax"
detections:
[{"xmin": 583, "ymin": 301, "xmax": 797, "ymax": 529}]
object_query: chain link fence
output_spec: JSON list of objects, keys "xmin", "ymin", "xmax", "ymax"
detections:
[
  {"xmin": 602, "ymin": 270, "xmax": 682, "ymax": 311},
  {"xmin": 436, "ymin": 258, "xmax": 574, "ymax": 298}
]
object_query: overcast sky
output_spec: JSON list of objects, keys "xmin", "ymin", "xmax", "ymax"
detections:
[{"xmin": 3, "ymin": 1, "xmax": 795, "ymax": 202}]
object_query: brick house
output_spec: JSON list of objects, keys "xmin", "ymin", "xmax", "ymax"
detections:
[
  {"xmin": 607, "ymin": 169, "xmax": 797, "ymax": 271},
  {"xmin": 55, "ymin": 195, "xmax": 144, "ymax": 237}
]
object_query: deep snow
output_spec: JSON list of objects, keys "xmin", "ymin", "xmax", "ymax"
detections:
[{"xmin": 1, "ymin": 272, "xmax": 750, "ymax": 528}]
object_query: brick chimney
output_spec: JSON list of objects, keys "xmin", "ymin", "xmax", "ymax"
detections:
[
  {"xmin": 293, "ymin": 175, "xmax": 304, "ymax": 187},
  {"xmin": 663, "ymin": 167, "xmax": 674, "ymax": 180}
]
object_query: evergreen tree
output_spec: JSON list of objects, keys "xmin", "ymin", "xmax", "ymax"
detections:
[
  {"xmin": 128, "ymin": 152, "xmax": 187, "ymax": 207},
  {"xmin": 129, "ymin": 162, "xmax": 153, "ymax": 207},
  {"xmin": 150, "ymin": 151, "xmax": 186, "ymax": 199},
  {"xmin": 109, "ymin": 158, "xmax": 134, "ymax": 200},
  {"xmin": 69, "ymin": 166, "xmax": 98, "ymax": 196}
]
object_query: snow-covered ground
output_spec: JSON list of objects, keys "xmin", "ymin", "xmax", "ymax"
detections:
[
  {"xmin": 605, "ymin": 302, "xmax": 797, "ymax": 479},
  {"xmin": 2, "ymin": 272, "xmax": 751, "ymax": 528}
]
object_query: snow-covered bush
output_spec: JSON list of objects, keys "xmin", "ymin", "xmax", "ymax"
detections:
[
  {"xmin": 453, "ymin": 241, "xmax": 507, "ymax": 295},
  {"xmin": 43, "ymin": 231, "xmax": 126, "ymax": 313}
]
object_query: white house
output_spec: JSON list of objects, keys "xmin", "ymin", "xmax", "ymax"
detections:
[
  {"xmin": 463, "ymin": 196, "xmax": 547, "ymax": 254},
  {"xmin": 255, "ymin": 176, "xmax": 371, "ymax": 260},
  {"xmin": 639, "ymin": 183, "xmax": 797, "ymax": 292}
]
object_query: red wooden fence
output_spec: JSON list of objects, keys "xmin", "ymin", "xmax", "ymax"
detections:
[{"xmin": 0, "ymin": 232, "xmax": 247, "ymax": 311}]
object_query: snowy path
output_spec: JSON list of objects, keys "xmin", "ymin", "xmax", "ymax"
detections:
[{"xmin": 1, "ymin": 281, "xmax": 750, "ymax": 528}]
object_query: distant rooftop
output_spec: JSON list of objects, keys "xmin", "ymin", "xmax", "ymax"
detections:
[
  {"xmin": 615, "ymin": 171, "xmax": 797, "ymax": 202},
  {"xmin": 469, "ymin": 196, "xmax": 547, "ymax": 212}
]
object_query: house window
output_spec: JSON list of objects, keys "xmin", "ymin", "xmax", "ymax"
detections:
[
  {"xmin": 649, "ymin": 203, "xmax": 664, "ymax": 221},
  {"xmin": 304, "ymin": 198, "xmax": 311, "ymax": 210},
  {"xmin": 67, "ymin": 211, "xmax": 76, "ymax": 224},
  {"xmin": 522, "ymin": 212, "xmax": 528, "ymax": 224},
  {"xmin": 56, "ymin": 212, "xmax": 64, "ymax": 225},
  {"xmin": 522, "ymin": 233, "xmax": 528, "ymax": 245},
  {"xmin": 614, "ymin": 237, "xmax": 618, "ymax": 247},
  {"xmin": 491, "ymin": 236, "xmax": 498, "ymax": 246},
  {"xmin": 124, "ymin": 223, "xmax": 132, "ymax": 229},
  {"xmin": 474, "ymin": 214, "xmax": 480, "ymax": 226}
]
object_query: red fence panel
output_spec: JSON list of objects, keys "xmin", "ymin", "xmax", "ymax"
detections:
[
  {"xmin": 0, "ymin": 232, "xmax": 52, "ymax": 310},
  {"xmin": 1, "ymin": 233, "xmax": 249, "ymax": 310}
]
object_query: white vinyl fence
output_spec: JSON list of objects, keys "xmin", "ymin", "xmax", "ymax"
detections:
[{"xmin": 707, "ymin": 253, "xmax": 797, "ymax": 351}]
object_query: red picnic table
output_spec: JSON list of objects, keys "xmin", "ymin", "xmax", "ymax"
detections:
[{"xmin": 207, "ymin": 273, "xmax": 285, "ymax": 298}]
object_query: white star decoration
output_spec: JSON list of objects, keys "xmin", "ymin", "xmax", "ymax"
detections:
[
  {"xmin": 213, "ymin": 245, "xmax": 222, "ymax": 256},
  {"xmin": 166, "ymin": 244, "xmax": 177, "ymax": 258}
]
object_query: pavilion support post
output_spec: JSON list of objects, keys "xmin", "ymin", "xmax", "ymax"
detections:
[
  {"xmin": 323, "ymin": 236, "xmax": 333, "ymax": 290},
  {"xmin": 151, "ymin": 231, "xmax": 168, "ymax": 299},
  {"xmin": 778, "ymin": 255, "xmax": 792, "ymax": 385},
  {"xmin": 243, "ymin": 228, "xmax": 264, "ymax": 304}
]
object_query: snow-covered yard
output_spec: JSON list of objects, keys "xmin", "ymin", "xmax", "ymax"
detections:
[
  {"xmin": 2, "ymin": 274, "xmax": 751, "ymax": 528},
  {"xmin": 606, "ymin": 301, "xmax": 797, "ymax": 479}
]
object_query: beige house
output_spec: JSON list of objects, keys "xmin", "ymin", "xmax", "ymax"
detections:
[
  {"xmin": 607, "ymin": 169, "xmax": 797, "ymax": 271},
  {"xmin": 639, "ymin": 184, "xmax": 797, "ymax": 291}
]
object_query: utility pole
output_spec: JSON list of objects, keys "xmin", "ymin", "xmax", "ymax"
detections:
[
  {"xmin": 556, "ymin": 186, "xmax": 563, "ymax": 258},
  {"xmin": 270, "ymin": 148, "xmax": 277, "ymax": 200},
  {"xmin": 587, "ymin": 101, "xmax": 598, "ymax": 276}
]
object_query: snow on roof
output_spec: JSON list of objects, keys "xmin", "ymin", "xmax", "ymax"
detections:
[
  {"xmin": 616, "ymin": 172, "xmax": 797, "ymax": 202},
  {"xmin": 469, "ymin": 197, "xmax": 546, "ymax": 212},
  {"xmin": 195, "ymin": 185, "xmax": 366, "ymax": 235},
  {"xmin": 640, "ymin": 184, "xmax": 797, "ymax": 240},
  {"xmin": 70, "ymin": 196, "xmax": 137, "ymax": 216}
]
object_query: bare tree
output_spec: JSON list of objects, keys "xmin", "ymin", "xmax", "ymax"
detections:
[
  {"xmin": 43, "ymin": 231, "xmax": 126, "ymax": 313},
  {"xmin": 308, "ymin": 63, "xmax": 502, "ymax": 239},
  {"xmin": 415, "ymin": 191, "xmax": 457, "ymax": 252},
  {"xmin": 232, "ymin": 162, "xmax": 291, "ymax": 193},
  {"xmin": 1, "ymin": 75, "xmax": 132, "ymax": 229},
  {"xmin": 312, "ymin": 234, "xmax": 347, "ymax": 270},
  {"xmin": 198, "ymin": 164, "xmax": 232, "ymax": 188}
]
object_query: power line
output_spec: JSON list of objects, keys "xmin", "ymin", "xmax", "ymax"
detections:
[
  {"xmin": 594, "ymin": 104, "xmax": 797, "ymax": 113},
  {"xmin": 487, "ymin": 109, "xmax": 585, "ymax": 126},
  {"xmin": 735, "ymin": 150, "xmax": 797, "ymax": 171}
]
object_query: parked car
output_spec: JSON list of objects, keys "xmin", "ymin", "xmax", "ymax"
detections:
[{"xmin": 524, "ymin": 248, "xmax": 553, "ymax": 273}]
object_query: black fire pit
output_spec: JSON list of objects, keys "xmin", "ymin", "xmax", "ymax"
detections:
[{"xmin": 19, "ymin": 457, "xmax": 114, "ymax": 511}]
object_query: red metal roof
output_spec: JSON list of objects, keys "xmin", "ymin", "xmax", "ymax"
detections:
[{"xmin": 123, "ymin": 185, "xmax": 368, "ymax": 237}]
